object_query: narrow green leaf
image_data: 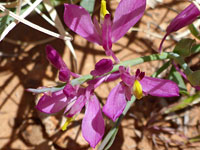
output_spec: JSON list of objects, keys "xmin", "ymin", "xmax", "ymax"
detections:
[
  {"xmin": 189, "ymin": 24, "xmax": 200, "ymax": 40},
  {"xmin": 98, "ymin": 96, "xmax": 136, "ymax": 150},
  {"xmin": 189, "ymin": 135, "xmax": 200, "ymax": 143},
  {"xmin": 191, "ymin": 44, "xmax": 200, "ymax": 54},
  {"xmin": 104, "ymin": 128, "xmax": 119, "ymax": 150},
  {"xmin": 0, "ymin": 5, "xmax": 30, "ymax": 35},
  {"xmin": 164, "ymin": 93, "xmax": 200, "ymax": 114},
  {"xmin": 50, "ymin": 0, "xmax": 70, "ymax": 6},
  {"xmin": 168, "ymin": 66, "xmax": 187, "ymax": 92},
  {"xmin": 0, "ymin": 15, "xmax": 13, "ymax": 34},
  {"xmin": 169, "ymin": 52, "xmax": 193, "ymax": 76},
  {"xmin": 151, "ymin": 61, "xmax": 170, "ymax": 78}
]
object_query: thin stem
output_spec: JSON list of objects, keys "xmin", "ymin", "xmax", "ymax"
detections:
[
  {"xmin": 27, "ymin": 52, "xmax": 171, "ymax": 93},
  {"xmin": 168, "ymin": 52, "xmax": 193, "ymax": 76},
  {"xmin": 0, "ymin": 5, "xmax": 72, "ymax": 41},
  {"xmin": 27, "ymin": 52, "xmax": 193, "ymax": 94},
  {"xmin": 151, "ymin": 61, "xmax": 170, "ymax": 78},
  {"xmin": 98, "ymin": 96, "xmax": 136, "ymax": 150}
]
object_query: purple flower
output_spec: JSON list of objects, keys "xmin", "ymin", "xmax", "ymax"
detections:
[
  {"xmin": 37, "ymin": 87, "xmax": 105, "ymax": 148},
  {"xmin": 195, "ymin": 86, "xmax": 200, "ymax": 90},
  {"xmin": 36, "ymin": 45, "xmax": 79, "ymax": 114},
  {"xmin": 64, "ymin": 87, "xmax": 105, "ymax": 148},
  {"xmin": 159, "ymin": 3, "xmax": 200, "ymax": 52},
  {"xmin": 46, "ymin": 45, "xmax": 79, "ymax": 81},
  {"xmin": 46, "ymin": 45, "xmax": 71, "ymax": 82},
  {"xmin": 103, "ymin": 66, "xmax": 180, "ymax": 121},
  {"xmin": 64, "ymin": 0, "xmax": 146, "ymax": 62},
  {"xmin": 90, "ymin": 58, "xmax": 113, "ymax": 76},
  {"xmin": 36, "ymin": 45, "xmax": 105, "ymax": 148},
  {"xmin": 36, "ymin": 90, "xmax": 71, "ymax": 114}
]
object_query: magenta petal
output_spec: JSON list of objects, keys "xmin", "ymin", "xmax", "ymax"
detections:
[
  {"xmin": 140, "ymin": 76, "xmax": 180, "ymax": 97},
  {"xmin": 46, "ymin": 45, "xmax": 66, "ymax": 69},
  {"xmin": 93, "ymin": 16, "xmax": 102, "ymax": 36},
  {"xmin": 82, "ymin": 95, "xmax": 105, "ymax": 148},
  {"xmin": 64, "ymin": 4, "xmax": 102, "ymax": 45},
  {"xmin": 104, "ymin": 71, "xmax": 121, "ymax": 82},
  {"xmin": 59, "ymin": 68, "xmax": 71, "ymax": 82},
  {"xmin": 166, "ymin": 4, "xmax": 200, "ymax": 34},
  {"xmin": 159, "ymin": 4, "xmax": 200, "ymax": 52},
  {"xmin": 119, "ymin": 66, "xmax": 134, "ymax": 86},
  {"xmin": 195, "ymin": 86, "xmax": 200, "ymax": 91},
  {"xmin": 66, "ymin": 95, "xmax": 86, "ymax": 117},
  {"xmin": 88, "ymin": 71, "xmax": 120, "ymax": 85},
  {"xmin": 123, "ymin": 84, "xmax": 132, "ymax": 101},
  {"xmin": 90, "ymin": 59, "xmax": 113, "ymax": 76},
  {"xmin": 63, "ymin": 84, "xmax": 76, "ymax": 99},
  {"xmin": 103, "ymin": 83, "xmax": 127, "ymax": 121},
  {"xmin": 102, "ymin": 14, "xmax": 113, "ymax": 55},
  {"xmin": 120, "ymin": 72, "xmax": 134, "ymax": 86},
  {"xmin": 112, "ymin": 0, "xmax": 146, "ymax": 42},
  {"xmin": 36, "ymin": 90, "xmax": 68, "ymax": 114},
  {"xmin": 46, "ymin": 45, "xmax": 71, "ymax": 82}
]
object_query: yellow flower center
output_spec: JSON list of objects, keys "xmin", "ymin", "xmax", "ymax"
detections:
[
  {"xmin": 133, "ymin": 80, "xmax": 143, "ymax": 99},
  {"xmin": 61, "ymin": 117, "xmax": 75, "ymax": 131},
  {"xmin": 100, "ymin": 0, "xmax": 109, "ymax": 20}
]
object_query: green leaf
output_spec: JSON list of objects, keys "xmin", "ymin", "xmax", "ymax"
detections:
[
  {"xmin": 80, "ymin": 0, "xmax": 95, "ymax": 14},
  {"xmin": 50, "ymin": 0, "xmax": 68, "ymax": 6},
  {"xmin": 189, "ymin": 135, "xmax": 200, "ymax": 143},
  {"xmin": 173, "ymin": 38, "xmax": 195, "ymax": 57},
  {"xmin": 187, "ymin": 70, "xmax": 200, "ymax": 86},
  {"xmin": 169, "ymin": 52, "xmax": 193, "ymax": 76},
  {"xmin": 0, "ymin": 15, "xmax": 14, "ymax": 34},
  {"xmin": 98, "ymin": 96, "xmax": 136, "ymax": 150},
  {"xmin": 191, "ymin": 44, "xmax": 200, "ymax": 54},
  {"xmin": 0, "ymin": 5, "xmax": 30, "ymax": 35},
  {"xmin": 189, "ymin": 24, "xmax": 200, "ymax": 40},
  {"xmin": 168, "ymin": 66, "xmax": 187, "ymax": 92},
  {"xmin": 164, "ymin": 93, "xmax": 200, "ymax": 114},
  {"xmin": 104, "ymin": 128, "xmax": 119, "ymax": 150},
  {"xmin": 151, "ymin": 61, "xmax": 170, "ymax": 78}
]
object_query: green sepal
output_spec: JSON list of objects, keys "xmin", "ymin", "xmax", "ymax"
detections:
[
  {"xmin": 173, "ymin": 38, "xmax": 195, "ymax": 57},
  {"xmin": 187, "ymin": 70, "xmax": 200, "ymax": 86}
]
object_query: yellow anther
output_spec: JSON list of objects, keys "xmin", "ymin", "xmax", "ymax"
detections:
[
  {"xmin": 100, "ymin": 0, "xmax": 109, "ymax": 20},
  {"xmin": 61, "ymin": 117, "xmax": 75, "ymax": 131},
  {"xmin": 133, "ymin": 80, "xmax": 143, "ymax": 99}
]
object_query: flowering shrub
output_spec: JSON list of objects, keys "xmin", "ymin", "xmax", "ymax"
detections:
[{"xmin": 25, "ymin": 0, "xmax": 200, "ymax": 149}]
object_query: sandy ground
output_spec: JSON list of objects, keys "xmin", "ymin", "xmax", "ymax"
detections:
[{"xmin": 0, "ymin": 0, "xmax": 200, "ymax": 149}]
